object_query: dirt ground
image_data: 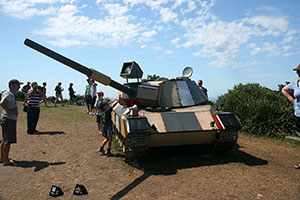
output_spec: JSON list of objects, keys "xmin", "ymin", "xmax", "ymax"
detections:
[{"xmin": 0, "ymin": 104, "xmax": 300, "ymax": 200}]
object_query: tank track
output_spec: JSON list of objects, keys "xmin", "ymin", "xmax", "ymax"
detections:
[
  {"xmin": 114, "ymin": 128, "xmax": 149, "ymax": 160},
  {"xmin": 124, "ymin": 132, "xmax": 149, "ymax": 160},
  {"xmin": 213, "ymin": 130, "xmax": 238, "ymax": 152}
]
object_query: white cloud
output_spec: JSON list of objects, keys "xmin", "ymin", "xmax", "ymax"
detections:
[
  {"xmin": 159, "ymin": 7, "xmax": 177, "ymax": 23},
  {"xmin": 151, "ymin": 45, "xmax": 162, "ymax": 50},
  {"xmin": 282, "ymin": 50, "xmax": 300, "ymax": 57},
  {"xmin": 35, "ymin": 4, "xmax": 141, "ymax": 47},
  {"xmin": 48, "ymin": 38, "xmax": 88, "ymax": 47},
  {"xmin": 164, "ymin": 50, "xmax": 175, "ymax": 55},
  {"xmin": 141, "ymin": 30, "xmax": 157, "ymax": 37},
  {"xmin": 171, "ymin": 37, "xmax": 180, "ymax": 46},
  {"xmin": 249, "ymin": 42, "xmax": 279, "ymax": 56},
  {"xmin": 172, "ymin": 0, "xmax": 186, "ymax": 9},
  {"xmin": 283, "ymin": 45, "xmax": 292, "ymax": 52},
  {"xmin": 0, "ymin": 0, "xmax": 299, "ymax": 71},
  {"xmin": 0, "ymin": 0, "xmax": 73, "ymax": 19},
  {"xmin": 239, "ymin": 68, "xmax": 257, "ymax": 73},
  {"xmin": 103, "ymin": 3, "xmax": 129, "ymax": 17},
  {"xmin": 243, "ymin": 15, "xmax": 289, "ymax": 33},
  {"xmin": 185, "ymin": 21, "xmax": 253, "ymax": 59}
]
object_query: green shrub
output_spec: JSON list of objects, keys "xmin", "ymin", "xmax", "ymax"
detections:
[
  {"xmin": 15, "ymin": 91, "xmax": 25, "ymax": 101},
  {"xmin": 216, "ymin": 83, "xmax": 295, "ymax": 137}
]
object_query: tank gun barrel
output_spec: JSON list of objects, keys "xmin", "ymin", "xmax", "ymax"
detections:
[{"xmin": 24, "ymin": 38, "xmax": 132, "ymax": 95}]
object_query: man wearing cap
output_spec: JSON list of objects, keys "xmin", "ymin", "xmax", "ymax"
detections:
[
  {"xmin": 282, "ymin": 64, "xmax": 300, "ymax": 169},
  {"xmin": 98, "ymin": 98, "xmax": 120, "ymax": 156},
  {"xmin": 0, "ymin": 79, "xmax": 23, "ymax": 166}
]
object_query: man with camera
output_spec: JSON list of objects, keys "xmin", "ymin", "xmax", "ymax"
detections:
[{"xmin": 26, "ymin": 82, "xmax": 44, "ymax": 134}]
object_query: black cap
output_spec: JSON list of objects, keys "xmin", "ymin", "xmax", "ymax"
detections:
[{"xmin": 9, "ymin": 79, "xmax": 23, "ymax": 86}]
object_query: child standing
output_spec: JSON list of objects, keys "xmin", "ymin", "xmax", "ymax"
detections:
[
  {"xmin": 95, "ymin": 91, "xmax": 104, "ymax": 134},
  {"xmin": 98, "ymin": 99, "xmax": 119, "ymax": 156}
]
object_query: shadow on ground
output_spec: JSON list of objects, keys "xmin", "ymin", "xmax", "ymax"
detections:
[
  {"xmin": 35, "ymin": 131, "xmax": 65, "ymax": 135},
  {"xmin": 11, "ymin": 160, "xmax": 65, "ymax": 172},
  {"xmin": 110, "ymin": 144, "xmax": 268, "ymax": 200}
]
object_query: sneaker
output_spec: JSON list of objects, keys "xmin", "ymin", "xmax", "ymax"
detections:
[
  {"xmin": 86, "ymin": 111, "xmax": 89, "ymax": 114},
  {"xmin": 105, "ymin": 150, "xmax": 112, "ymax": 157},
  {"xmin": 98, "ymin": 147, "xmax": 105, "ymax": 154}
]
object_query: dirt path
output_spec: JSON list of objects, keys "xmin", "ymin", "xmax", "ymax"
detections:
[{"xmin": 0, "ymin": 104, "xmax": 300, "ymax": 200}]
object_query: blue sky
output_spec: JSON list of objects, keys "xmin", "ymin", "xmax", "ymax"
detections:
[{"xmin": 1, "ymin": 0, "xmax": 300, "ymax": 101}]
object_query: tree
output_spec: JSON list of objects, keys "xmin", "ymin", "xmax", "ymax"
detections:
[
  {"xmin": 142, "ymin": 74, "xmax": 161, "ymax": 82},
  {"xmin": 216, "ymin": 83, "xmax": 295, "ymax": 137}
]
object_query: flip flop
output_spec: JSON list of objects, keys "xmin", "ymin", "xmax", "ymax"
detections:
[
  {"xmin": 0, "ymin": 158, "xmax": 13, "ymax": 163},
  {"xmin": 294, "ymin": 164, "xmax": 300, "ymax": 169}
]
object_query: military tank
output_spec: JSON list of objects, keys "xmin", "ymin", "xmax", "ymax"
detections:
[{"xmin": 24, "ymin": 38, "xmax": 241, "ymax": 159}]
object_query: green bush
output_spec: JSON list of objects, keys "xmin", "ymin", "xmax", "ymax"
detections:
[
  {"xmin": 216, "ymin": 83, "xmax": 295, "ymax": 137},
  {"xmin": 15, "ymin": 91, "xmax": 25, "ymax": 101}
]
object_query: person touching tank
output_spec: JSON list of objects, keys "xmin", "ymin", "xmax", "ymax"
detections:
[
  {"xmin": 98, "ymin": 98, "xmax": 120, "ymax": 156},
  {"xmin": 281, "ymin": 64, "xmax": 300, "ymax": 169}
]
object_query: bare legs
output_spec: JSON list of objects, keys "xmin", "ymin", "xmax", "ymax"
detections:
[{"xmin": 0, "ymin": 143, "xmax": 13, "ymax": 165}]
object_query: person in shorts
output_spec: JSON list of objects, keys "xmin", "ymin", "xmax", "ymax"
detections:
[
  {"xmin": 98, "ymin": 98, "xmax": 119, "ymax": 156},
  {"xmin": 84, "ymin": 78, "xmax": 93, "ymax": 114},
  {"xmin": 40, "ymin": 82, "xmax": 48, "ymax": 107},
  {"xmin": 91, "ymin": 82, "xmax": 97, "ymax": 114},
  {"xmin": 68, "ymin": 83, "xmax": 76, "ymax": 105},
  {"xmin": 0, "ymin": 79, "xmax": 23, "ymax": 166},
  {"xmin": 95, "ymin": 91, "xmax": 104, "ymax": 134},
  {"xmin": 54, "ymin": 82, "xmax": 64, "ymax": 107}
]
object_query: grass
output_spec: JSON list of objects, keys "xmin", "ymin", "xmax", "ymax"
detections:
[{"xmin": 242, "ymin": 131, "xmax": 300, "ymax": 146}]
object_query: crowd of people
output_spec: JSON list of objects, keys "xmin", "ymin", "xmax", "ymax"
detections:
[{"xmin": 0, "ymin": 78, "xmax": 115, "ymax": 165}]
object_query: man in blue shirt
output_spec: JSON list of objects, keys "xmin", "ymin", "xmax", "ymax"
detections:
[{"xmin": 198, "ymin": 80, "xmax": 208, "ymax": 97}]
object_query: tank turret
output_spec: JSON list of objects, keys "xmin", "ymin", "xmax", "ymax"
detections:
[{"xmin": 24, "ymin": 38, "xmax": 208, "ymax": 108}]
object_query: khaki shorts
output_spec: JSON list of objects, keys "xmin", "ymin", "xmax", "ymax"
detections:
[
  {"xmin": 56, "ymin": 93, "xmax": 63, "ymax": 99},
  {"xmin": 1, "ymin": 118, "xmax": 17, "ymax": 144}
]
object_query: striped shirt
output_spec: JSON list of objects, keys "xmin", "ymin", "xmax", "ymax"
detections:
[{"xmin": 27, "ymin": 89, "xmax": 41, "ymax": 108}]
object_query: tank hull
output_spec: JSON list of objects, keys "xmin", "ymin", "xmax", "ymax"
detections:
[
  {"xmin": 148, "ymin": 131, "xmax": 216, "ymax": 147},
  {"xmin": 112, "ymin": 104, "xmax": 240, "ymax": 159}
]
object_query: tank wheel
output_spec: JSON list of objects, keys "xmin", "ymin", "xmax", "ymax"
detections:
[
  {"xmin": 213, "ymin": 131, "xmax": 238, "ymax": 152},
  {"xmin": 124, "ymin": 132, "xmax": 149, "ymax": 160}
]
